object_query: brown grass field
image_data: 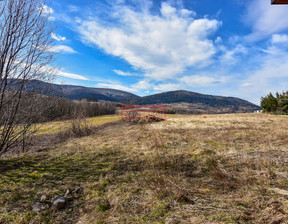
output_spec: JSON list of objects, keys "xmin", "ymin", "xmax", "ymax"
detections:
[{"xmin": 0, "ymin": 113, "xmax": 288, "ymax": 223}]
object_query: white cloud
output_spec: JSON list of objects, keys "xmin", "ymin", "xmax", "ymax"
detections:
[
  {"xmin": 215, "ymin": 36, "xmax": 222, "ymax": 44},
  {"xmin": 41, "ymin": 4, "xmax": 54, "ymax": 15},
  {"xmin": 236, "ymin": 47, "xmax": 288, "ymax": 104},
  {"xmin": 271, "ymin": 34, "xmax": 288, "ymax": 44},
  {"xmin": 181, "ymin": 9, "xmax": 196, "ymax": 17},
  {"xmin": 180, "ymin": 75, "xmax": 226, "ymax": 87},
  {"xmin": 51, "ymin": 33, "xmax": 66, "ymax": 41},
  {"xmin": 244, "ymin": 0, "xmax": 288, "ymax": 41},
  {"xmin": 76, "ymin": 2, "xmax": 221, "ymax": 81},
  {"xmin": 161, "ymin": 2, "xmax": 177, "ymax": 17},
  {"xmin": 241, "ymin": 82, "xmax": 254, "ymax": 87},
  {"xmin": 219, "ymin": 44, "xmax": 247, "ymax": 64},
  {"xmin": 39, "ymin": 4, "xmax": 55, "ymax": 21},
  {"xmin": 31, "ymin": 64, "xmax": 89, "ymax": 81},
  {"xmin": 58, "ymin": 71, "xmax": 89, "ymax": 80},
  {"xmin": 48, "ymin": 16, "xmax": 56, "ymax": 21},
  {"xmin": 132, "ymin": 80, "xmax": 151, "ymax": 89},
  {"xmin": 154, "ymin": 83, "xmax": 182, "ymax": 92},
  {"xmin": 113, "ymin": 70, "xmax": 139, "ymax": 76},
  {"xmin": 97, "ymin": 83, "xmax": 137, "ymax": 92},
  {"xmin": 48, "ymin": 45, "xmax": 77, "ymax": 54}
]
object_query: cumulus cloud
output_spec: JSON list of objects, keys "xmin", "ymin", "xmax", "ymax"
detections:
[
  {"xmin": 76, "ymin": 1, "xmax": 221, "ymax": 81},
  {"xmin": 244, "ymin": 0, "xmax": 288, "ymax": 41},
  {"xmin": 41, "ymin": 4, "xmax": 54, "ymax": 15},
  {"xmin": 39, "ymin": 4, "xmax": 55, "ymax": 21},
  {"xmin": 51, "ymin": 33, "xmax": 66, "ymax": 41}
]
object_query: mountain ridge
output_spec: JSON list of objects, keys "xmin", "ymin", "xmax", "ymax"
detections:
[
  {"xmin": 47, "ymin": 81, "xmax": 261, "ymax": 112},
  {"xmin": 8, "ymin": 79, "xmax": 261, "ymax": 112}
]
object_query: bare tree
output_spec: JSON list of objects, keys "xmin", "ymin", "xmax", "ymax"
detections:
[{"xmin": 0, "ymin": 0, "xmax": 57, "ymax": 155}]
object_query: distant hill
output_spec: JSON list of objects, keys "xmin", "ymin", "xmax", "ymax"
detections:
[
  {"xmin": 9, "ymin": 79, "xmax": 261, "ymax": 113},
  {"xmin": 139, "ymin": 90, "xmax": 257, "ymax": 107},
  {"xmin": 53, "ymin": 84, "xmax": 140, "ymax": 103}
]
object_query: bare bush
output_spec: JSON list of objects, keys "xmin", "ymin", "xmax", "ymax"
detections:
[
  {"xmin": 63, "ymin": 112, "xmax": 93, "ymax": 138},
  {"xmin": 0, "ymin": 0, "xmax": 57, "ymax": 155}
]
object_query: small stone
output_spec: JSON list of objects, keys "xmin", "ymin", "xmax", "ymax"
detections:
[
  {"xmin": 32, "ymin": 202, "xmax": 49, "ymax": 212},
  {"xmin": 52, "ymin": 196, "xmax": 67, "ymax": 210},
  {"xmin": 40, "ymin": 195, "xmax": 47, "ymax": 202}
]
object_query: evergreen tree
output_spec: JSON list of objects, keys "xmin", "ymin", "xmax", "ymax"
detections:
[{"xmin": 261, "ymin": 91, "xmax": 288, "ymax": 114}]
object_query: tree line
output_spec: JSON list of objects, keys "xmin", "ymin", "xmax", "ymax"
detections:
[
  {"xmin": 261, "ymin": 91, "xmax": 288, "ymax": 114},
  {"xmin": 44, "ymin": 98, "xmax": 117, "ymax": 121}
]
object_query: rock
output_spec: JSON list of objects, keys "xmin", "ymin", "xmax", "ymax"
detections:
[
  {"xmin": 32, "ymin": 201, "xmax": 49, "ymax": 212},
  {"xmin": 51, "ymin": 196, "xmax": 67, "ymax": 210},
  {"xmin": 40, "ymin": 195, "xmax": 47, "ymax": 202}
]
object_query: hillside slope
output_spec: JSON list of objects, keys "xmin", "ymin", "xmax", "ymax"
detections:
[
  {"xmin": 49, "ymin": 83, "xmax": 261, "ymax": 111},
  {"xmin": 9, "ymin": 79, "xmax": 261, "ymax": 112},
  {"xmin": 139, "ymin": 90, "xmax": 258, "ymax": 107}
]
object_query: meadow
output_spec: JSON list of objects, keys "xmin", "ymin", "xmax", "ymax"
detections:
[{"xmin": 0, "ymin": 113, "xmax": 288, "ymax": 223}]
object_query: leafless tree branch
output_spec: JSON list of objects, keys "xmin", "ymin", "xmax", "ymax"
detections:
[{"xmin": 0, "ymin": 0, "xmax": 57, "ymax": 154}]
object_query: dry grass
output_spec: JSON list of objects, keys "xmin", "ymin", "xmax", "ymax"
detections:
[
  {"xmin": 34, "ymin": 115, "xmax": 120, "ymax": 135},
  {"xmin": 0, "ymin": 113, "xmax": 288, "ymax": 223}
]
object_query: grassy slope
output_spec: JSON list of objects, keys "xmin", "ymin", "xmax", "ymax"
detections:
[{"xmin": 0, "ymin": 114, "xmax": 288, "ymax": 223}]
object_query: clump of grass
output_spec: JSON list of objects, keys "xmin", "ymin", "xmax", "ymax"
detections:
[
  {"xmin": 144, "ymin": 134, "xmax": 194, "ymax": 204},
  {"xmin": 96, "ymin": 201, "xmax": 111, "ymax": 212},
  {"xmin": 206, "ymin": 156, "xmax": 240, "ymax": 189}
]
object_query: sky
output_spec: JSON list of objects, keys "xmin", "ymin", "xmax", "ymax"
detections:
[{"xmin": 47, "ymin": 0, "xmax": 288, "ymax": 104}]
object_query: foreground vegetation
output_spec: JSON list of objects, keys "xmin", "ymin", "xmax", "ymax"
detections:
[
  {"xmin": 261, "ymin": 90, "xmax": 288, "ymax": 114},
  {"xmin": 0, "ymin": 114, "xmax": 288, "ymax": 223}
]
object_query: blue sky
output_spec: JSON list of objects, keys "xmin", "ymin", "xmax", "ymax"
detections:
[{"xmin": 47, "ymin": 0, "xmax": 288, "ymax": 104}]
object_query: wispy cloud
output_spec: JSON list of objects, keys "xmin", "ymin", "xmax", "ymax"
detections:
[
  {"xmin": 97, "ymin": 83, "xmax": 137, "ymax": 92},
  {"xmin": 58, "ymin": 71, "xmax": 89, "ymax": 80},
  {"xmin": 235, "ymin": 46, "xmax": 288, "ymax": 104},
  {"xmin": 153, "ymin": 83, "xmax": 182, "ymax": 92},
  {"xmin": 76, "ymin": 1, "xmax": 221, "ymax": 81},
  {"xmin": 48, "ymin": 45, "xmax": 77, "ymax": 54},
  {"xmin": 113, "ymin": 70, "xmax": 140, "ymax": 77},
  {"xmin": 244, "ymin": 0, "xmax": 288, "ymax": 41},
  {"xmin": 180, "ymin": 75, "xmax": 226, "ymax": 87}
]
